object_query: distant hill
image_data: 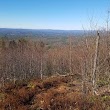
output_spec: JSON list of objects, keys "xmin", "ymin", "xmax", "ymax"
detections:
[{"xmin": 0, "ymin": 28, "xmax": 87, "ymax": 39}]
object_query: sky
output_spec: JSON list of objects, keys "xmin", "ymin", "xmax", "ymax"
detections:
[{"xmin": 0, "ymin": 0, "xmax": 110, "ymax": 30}]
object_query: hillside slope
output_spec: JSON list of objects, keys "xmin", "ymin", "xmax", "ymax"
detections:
[{"xmin": 0, "ymin": 74, "xmax": 110, "ymax": 110}]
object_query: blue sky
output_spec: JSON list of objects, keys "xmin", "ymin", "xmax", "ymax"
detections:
[{"xmin": 0, "ymin": 0, "xmax": 110, "ymax": 30}]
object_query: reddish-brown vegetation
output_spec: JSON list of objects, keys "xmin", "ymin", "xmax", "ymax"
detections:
[{"xmin": 0, "ymin": 75, "xmax": 109, "ymax": 110}]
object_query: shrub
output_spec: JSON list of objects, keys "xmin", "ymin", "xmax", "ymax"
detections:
[{"xmin": 97, "ymin": 80, "xmax": 109, "ymax": 87}]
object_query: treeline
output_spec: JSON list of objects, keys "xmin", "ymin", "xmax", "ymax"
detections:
[{"xmin": 0, "ymin": 34, "xmax": 110, "ymax": 91}]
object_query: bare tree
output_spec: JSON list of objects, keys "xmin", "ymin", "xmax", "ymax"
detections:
[
  {"xmin": 39, "ymin": 41, "xmax": 45, "ymax": 79},
  {"xmin": 69, "ymin": 36, "xmax": 72, "ymax": 74},
  {"xmin": 105, "ymin": 10, "xmax": 110, "ymax": 90},
  {"xmin": 106, "ymin": 10, "xmax": 110, "ymax": 56},
  {"xmin": 92, "ymin": 31, "xmax": 100, "ymax": 95}
]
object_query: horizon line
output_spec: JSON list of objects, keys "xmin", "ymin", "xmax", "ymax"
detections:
[{"xmin": 0, "ymin": 27, "xmax": 98, "ymax": 31}]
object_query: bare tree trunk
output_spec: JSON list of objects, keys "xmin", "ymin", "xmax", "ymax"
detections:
[
  {"xmin": 106, "ymin": 11, "xmax": 110, "ymax": 90},
  {"xmin": 40, "ymin": 56, "xmax": 43, "ymax": 79},
  {"xmin": 82, "ymin": 61, "xmax": 87, "ymax": 94},
  {"xmin": 13, "ymin": 63, "xmax": 16, "ymax": 84},
  {"xmin": 69, "ymin": 36, "xmax": 72, "ymax": 74},
  {"xmin": 92, "ymin": 31, "xmax": 100, "ymax": 95}
]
